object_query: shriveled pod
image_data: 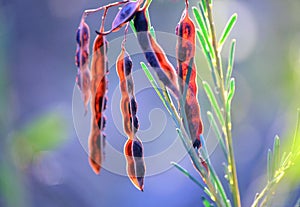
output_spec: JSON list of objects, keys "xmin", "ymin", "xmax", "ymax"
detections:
[
  {"xmin": 133, "ymin": 3, "xmax": 180, "ymax": 98},
  {"xmin": 176, "ymin": 0, "xmax": 203, "ymax": 149},
  {"xmin": 116, "ymin": 42, "xmax": 145, "ymax": 191},
  {"xmin": 97, "ymin": 0, "xmax": 142, "ymax": 35},
  {"xmin": 75, "ymin": 21, "xmax": 91, "ymax": 113},
  {"xmin": 88, "ymin": 20, "xmax": 109, "ymax": 174}
]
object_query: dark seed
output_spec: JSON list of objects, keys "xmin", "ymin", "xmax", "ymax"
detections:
[{"xmin": 132, "ymin": 139, "xmax": 143, "ymax": 158}]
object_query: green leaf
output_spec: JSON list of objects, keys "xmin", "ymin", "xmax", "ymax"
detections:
[
  {"xmin": 196, "ymin": 30, "xmax": 218, "ymax": 87},
  {"xmin": 129, "ymin": 20, "xmax": 137, "ymax": 36},
  {"xmin": 193, "ymin": 7, "xmax": 215, "ymax": 60},
  {"xmin": 226, "ymin": 78, "xmax": 235, "ymax": 122},
  {"xmin": 201, "ymin": 0, "xmax": 207, "ymax": 13},
  {"xmin": 202, "ymin": 197, "xmax": 213, "ymax": 207},
  {"xmin": 273, "ymin": 135, "xmax": 280, "ymax": 174},
  {"xmin": 219, "ymin": 13, "xmax": 237, "ymax": 50},
  {"xmin": 179, "ymin": 62, "xmax": 193, "ymax": 138},
  {"xmin": 227, "ymin": 78, "xmax": 235, "ymax": 103},
  {"xmin": 203, "ymin": 81, "xmax": 225, "ymax": 126},
  {"xmin": 199, "ymin": 135, "xmax": 230, "ymax": 207},
  {"xmin": 198, "ymin": 2, "xmax": 208, "ymax": 32},
  {"xmin": 207, "ymin": 111, "xmax": 227, "ymax": 158},
  {"xmin": 267, "ymin": 149, "xmax": 273, "ymax": 182},
  {"xmin": 225, "ymin": 39, "xmax": 236, "ymax": 90},
  {"xmin": 171, "ymin": 162, "xmax": 207, "ymax": 190},
  {"xmin": 140, "ymin": 62, "xmax": 171, "ymax": 114},
  {"xmin": 171, "ymin": 162, "xmax": 217, "ymax": 201},
  {"xmin": 175, "ymin": 128, "xmax": 207, "ymax": 177}
]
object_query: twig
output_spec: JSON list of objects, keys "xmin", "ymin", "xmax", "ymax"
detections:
[{"xmin": 205, "ymin": 0, "xmax": 241, "ymax": 206}]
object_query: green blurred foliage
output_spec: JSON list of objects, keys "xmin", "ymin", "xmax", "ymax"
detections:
[
  {"xmin": 0, "ymin": 7, "xmax": 68, "ymax": 205},
  {"xmin": 12, "ymin": 112, "xmax": 68, "ymax": 168}
]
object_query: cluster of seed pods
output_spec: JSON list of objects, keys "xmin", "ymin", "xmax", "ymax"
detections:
[
  {"xmin": 74, "ymin": 0, "xmax": 206, "ymax": 191},
  {"xmin": 176, "ymin": 0, "xmax": 203, "ymax": 149},
  {"xmin": 116, "ymin": 37, "xmax": 145, "ymax": 191}
]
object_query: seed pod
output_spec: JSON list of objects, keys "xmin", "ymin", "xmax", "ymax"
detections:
[
  {"xmin": 176, "ymin": 1, "xmax": 203, "ymax": 149},
  {"xmin": 75, "ymin": 21, "xmax": 91, "ymax": 113},
  {"xmin": 124, "ymin": 137, "xmax": 146, "ymax": 191},
  {"xmin": 134, "ymin": 8, "xmax": 180, "ymax": 98},
  {"xmin": 116, "ymin": 40, "xmax": 145, "ymax": 191},
  {"xmin": 96, "ymin": 0, "xmax": 142, "ymax": 35},
  {"xmin": 111, "ymin": 1, "xmax": 141, "ymax": 32},
  {"xmin": 89, "ymin": 123, "xmax": 106, "ymax": 174},
  {"xmin": 88, "ymin": 23, "xmax": 109, "ymax": 174},
  {"xmin": 116, "ymin": 48, "xmax": 133, "ymax": 138}
]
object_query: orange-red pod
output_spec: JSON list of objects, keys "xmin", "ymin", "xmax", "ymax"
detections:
[
  {"xmin": 124, "ymin": 138, "xmax": 146, "ymax": 191},
  {"xmin": 87, "ymin": 25, "xmax": 109, "ymax": 174},
  {"xmin": 116, "ymin": 42, "xmax": 145, "ymax": 191},
  {"xmin": 176, "ymin": 1, "xmax": 203, "ymax": 149},
  {"xmin": 116, "ymin": 48, "xmax": 133, "ymax": 138},
  {"xmin": 88, "ymin": 123, "xmax": 106, "ymax": 174},
  {"xmin": 148, "ymin": 35, "xmax": 179, "ymax": 92}
]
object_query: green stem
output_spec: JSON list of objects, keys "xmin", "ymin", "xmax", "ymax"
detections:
[{"xmin": 205, "ymin": 0, "xmax": 241, "ymax": 206}]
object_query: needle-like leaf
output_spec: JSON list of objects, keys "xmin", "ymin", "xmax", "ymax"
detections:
[
  {"xmin": 219, "ymin": 14, "xmax": 237, "ymax": 50},
  {"xmin": 225, "ymin": 39, "xmax": 236, "ymax": 90},
  {"xmin": 203, "ymin": 81, "xmax": 225, "ymax": 126}
]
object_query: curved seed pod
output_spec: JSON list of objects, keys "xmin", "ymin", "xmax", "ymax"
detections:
[
  {"xmin": 134, "ymin": 7, "xmax": 180, "ymax": 98},
  {"xmin": 124, "ymin": 137, "xmax": 145, "ymax": 191},
  {"xmin": 111, "ymin": 1, "xmax": 141, "ymax": 33},
  {"xmin": 88, "ymin": 23, "xmax": 109, "ymax": 174},
  {"xmin": 96, "ymin": 0, "xmax": 142, "ymax": 35},
  {"xmin": 176, "ymin": 1, "xmax": 203, "ymax": 149},
  {"xmin": 75, "ymin": 21, "xmax": 91, "ymax": 113}
]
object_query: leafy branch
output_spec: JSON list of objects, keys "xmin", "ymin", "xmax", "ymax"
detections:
[
  {"xmin": 193, "ymin": 0, "xmax": 240, "ymax": 206},
  {"xmin": 251, "ymin": 109, "xmax": 300, "ymax": 207}
]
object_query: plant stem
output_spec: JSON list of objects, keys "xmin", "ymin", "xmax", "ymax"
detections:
[{"xmin": 205, "ymin": 1, "xmax": 241, "ymax": 206}]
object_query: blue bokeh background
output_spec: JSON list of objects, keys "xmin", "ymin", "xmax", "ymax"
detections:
[{"xmin": 0, "ymin": 0, "xmax": 299, "ymax": 206}]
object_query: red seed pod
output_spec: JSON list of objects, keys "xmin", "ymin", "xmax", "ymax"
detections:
[
  {"xmin": 124, "ymin": 137, "xmax": 146, "ymax": 191},
  {"xmin": 88, "ymin": 123, "xmax": 106, "ymax": 174},
  {"xmin": 116, "ymin": 36, "xmax": 145, "ymax": 191},
  {"xmin": 116, "ymin": 48, "xmax": 133, "ymax": 138},
  {"xmin": 75, "ymin": 21, "xmax": 91, "ymax": 114},
  {"xmin": 88, "ymin": 22, "xmax": 109, "ymax": 174},
  {"xmin": 148, "ymin": 35, "xmax": 179, "ymax": 92},
  {"xmin": 116, "ymin": 44, "xmax": 140, "ymax": 138},
  {"xmin": 90, "ymin": 33, "xmax": 108, "ymax": 93},
  {"xmin": 176, "ymin": 1, "xmax": 203, "ymax": 149},
  {"xmin": 134, "ymin": 7, "xmax": 180, "ymax": 98}
]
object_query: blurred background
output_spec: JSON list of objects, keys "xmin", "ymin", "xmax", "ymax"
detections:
[{"xmin": 0, "ymin": 0, "xmax": 299, "ymax": 206}]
